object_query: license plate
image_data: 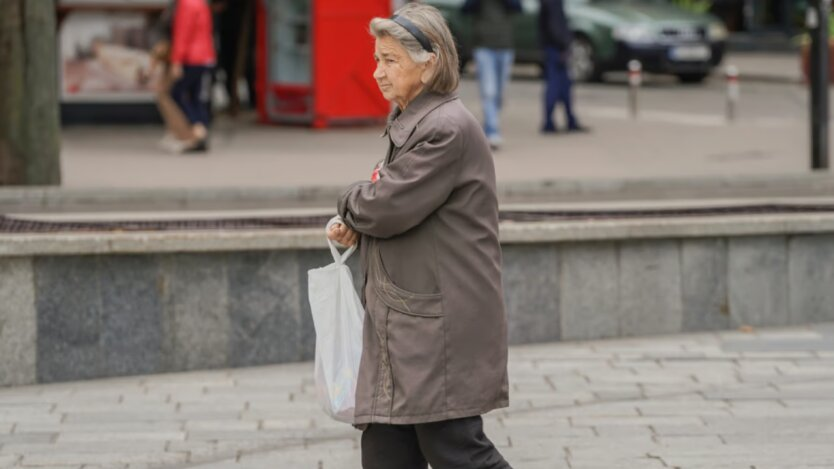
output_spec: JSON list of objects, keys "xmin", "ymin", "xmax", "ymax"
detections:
[{"xmin": 669, "ymin": 45, "xmax": 711, "ymax": 62}]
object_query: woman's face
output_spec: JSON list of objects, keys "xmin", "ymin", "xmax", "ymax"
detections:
[{"xmin": 373, "ymin": 35, "xmax": 431, "ymax": 109}]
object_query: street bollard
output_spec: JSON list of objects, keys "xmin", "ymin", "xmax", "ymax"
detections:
[
  {"xmin": 628, "ymin": 60, "xmax": 642, "ymax": 119},
  {"xmin": 725, "ymin": 65, "xmax": 740, "ymax": 122}
]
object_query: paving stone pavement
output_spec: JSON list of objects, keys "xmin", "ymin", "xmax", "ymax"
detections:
[{"xmin": 1, "ymin": 323, "xmax": 833, "ymax": 469}]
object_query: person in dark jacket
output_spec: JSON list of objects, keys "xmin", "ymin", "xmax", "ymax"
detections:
[
  {"xmin": 462, "ymin": 0, "xmax": 522, "ymax": 150},
  {"xmin": 539, "ymin": 0, "xmax": 586, "ymax": 133},
  {"xmin": 213, "ymin": 0, "xmax": 256, "ymax": 114}
]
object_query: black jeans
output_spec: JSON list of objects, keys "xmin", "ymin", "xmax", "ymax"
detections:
[
  {"xmin": 171, "ymin": 65, "xmax": 213, "ymax": 127},
  {"xmin": 361, "ymin": 416, "xmax": 512, "ymax": 469},
  {"xmin": 543, "ymin": 46, "xmax": 578, "ymax": 131}
]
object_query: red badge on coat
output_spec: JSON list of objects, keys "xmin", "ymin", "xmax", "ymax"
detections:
[{"xmin": 371, "ymin": 161, "xmax": 383, "ymax": 183}]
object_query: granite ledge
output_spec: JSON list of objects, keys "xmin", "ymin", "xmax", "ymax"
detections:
[{"xmin": 3, "ymin": 214, "xmax": 834, "ymax": 257}]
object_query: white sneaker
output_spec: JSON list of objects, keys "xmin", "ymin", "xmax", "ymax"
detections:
[
  {"xmin": 159, "ymin": 135, "xmax": 191, "ymax": 154},
  {"xmin": 488, "ymin": 135, "xmax": 503, "ymax": 151},
  {"xmin": 158, "ymin": 133, "xmax": 176, "ymax": 150}
]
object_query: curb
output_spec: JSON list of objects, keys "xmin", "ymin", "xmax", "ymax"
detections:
[{"xmin": 4, "ymin": 174, "xmax": 834, "ymax": 214}]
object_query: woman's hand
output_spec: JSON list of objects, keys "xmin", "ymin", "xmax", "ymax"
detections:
[{"xmin": 327, "ymin": 223, "xmax": 359, "ymax": 247}]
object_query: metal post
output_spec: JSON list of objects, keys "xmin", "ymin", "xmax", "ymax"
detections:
[
  {"xmin": 628, "ymin": 60, "xmax": 642, "ymax": 119},
  {"xmin": 725, "ymin": 65, "xmax": 740, "ymax": 122},
  {"xmin": 810, "ymin": 0, "xmax": 830, "ymax": 170}
]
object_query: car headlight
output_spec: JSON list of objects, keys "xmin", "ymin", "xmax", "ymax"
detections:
[
  {"xmin": 708, "ymin": 22, "xmax": 728, "ymax": 41},
  {"xmin": 612, "ymin": 24, "xmax": 656, "ymax": 44}
]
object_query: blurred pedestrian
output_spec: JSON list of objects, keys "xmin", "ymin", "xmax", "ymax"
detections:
[
  {"xmin": 462, "ymin": 0, "xmax": 522, "ymax": 150},
  {"xmin": 142, "ymin": 1, "xmax": 196, "ymax": 154},
  {"xmin": 539, "ymin": 0, "xmax": 586, "ymax": 133},
  {"xmin": 328, "ymin": 4, "xmax": 512, "ymax": 468},
  {"xmin": 213, "ymin": 0, "xmax": 256, "ymax": 115},
  {"xmin": 170, "ymin": 0, "xmax": 216, "ymax": 152}
]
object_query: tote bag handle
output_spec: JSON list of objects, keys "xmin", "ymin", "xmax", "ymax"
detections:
[{"xmin": 326, "ymin": 216, "xmax": 357, "ymax": 265}]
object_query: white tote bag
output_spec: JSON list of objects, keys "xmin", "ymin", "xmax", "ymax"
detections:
[{"xmin": 308, "ymin": 216, "xmax": 365, "ymax": 423}]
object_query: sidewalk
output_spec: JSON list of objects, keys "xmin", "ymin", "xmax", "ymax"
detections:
[
  {"xmin": 1, "ymin": 323, "xmax": 832, "ymax": 469},
  {"xmin": 58, "ymin": 72, "xmax": 815, "ymax": 192}
]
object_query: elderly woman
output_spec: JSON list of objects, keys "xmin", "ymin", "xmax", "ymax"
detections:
[{"xmin": 328, "ymin": 4, "xmax": 511, "ymax": 468}]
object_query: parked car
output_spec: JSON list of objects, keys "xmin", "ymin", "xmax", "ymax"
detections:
[{"xmin": 426, "ymin": 0, "xmax": 729, "ymax": 83}]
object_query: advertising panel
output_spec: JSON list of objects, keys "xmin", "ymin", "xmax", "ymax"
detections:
[{"xmin": 58, "ymin": 0, "xmax": 168, "ymax": 103}]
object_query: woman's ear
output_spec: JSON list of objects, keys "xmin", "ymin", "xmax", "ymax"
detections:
[{"xmin": 420, "ymin": 53, "xmax": 438, "ymax": 84}]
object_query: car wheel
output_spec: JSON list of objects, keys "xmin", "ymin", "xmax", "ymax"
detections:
[
  {"xmin": 677, "ymin": 72, "xmax": 710, "ymax": 84},
  {"xmin": 569, "ymin": 36, "xmax": 599, "ymax": 83}
]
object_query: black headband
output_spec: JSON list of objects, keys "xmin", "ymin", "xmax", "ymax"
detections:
[{"xmin": 391, "ymin": 15, "xmax": 434, "ymax": 53}]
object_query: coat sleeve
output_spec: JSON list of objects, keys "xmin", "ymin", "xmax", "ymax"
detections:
[
  {"xmin": 170, "ymin": 0, "xmax": 194, "ymax": 65},
  {"xmin": 337, "ymin": 119, "xmax": 462, "ymax": 239}
]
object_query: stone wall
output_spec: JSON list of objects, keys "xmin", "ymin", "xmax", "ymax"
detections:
[
  {"xmin": 3, "ymin": 233, "xmax": 834, "ymax": 387},
  {"xmin": 505, "ymin": 235, "xmax": 834, "ymax": 344}
]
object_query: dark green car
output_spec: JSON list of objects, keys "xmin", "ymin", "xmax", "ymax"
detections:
[{"xmin": 427, "ymin": 0, "xmax": 728, "ymax": 83}]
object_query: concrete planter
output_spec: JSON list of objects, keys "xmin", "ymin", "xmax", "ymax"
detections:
[{"xmin": 3, "ymin": 214, "xmax": 834, "ymax": 387}]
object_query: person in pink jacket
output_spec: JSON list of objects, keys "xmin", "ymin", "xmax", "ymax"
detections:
[{"xmin": 170, "ymin": 0, "xmax": 216, "ymax": 152}]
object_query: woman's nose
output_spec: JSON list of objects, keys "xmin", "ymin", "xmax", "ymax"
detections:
[{"xmin": 373, "ymin": 63, "xmax": 384, "ymax": 80}]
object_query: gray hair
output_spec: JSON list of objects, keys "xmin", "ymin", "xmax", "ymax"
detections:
[{"xmin": 369, "ymin": 3, "xmax": 459, "ymax": 94}]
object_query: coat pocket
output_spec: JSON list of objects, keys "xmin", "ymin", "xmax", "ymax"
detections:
[
  {"xmin": 373, "ymin": 281, "xmax": 443, "ymax": 317},
  {"xmin": 369, "ymin": 240, "xmax": 447, "ymax": 416},
  {"xmin": 371, "ymin": 241, "xmax": 443, "ymax": 317},
  {"xmin": 383, "ymin": 301, "xmax": 446, "ymax": 416}
]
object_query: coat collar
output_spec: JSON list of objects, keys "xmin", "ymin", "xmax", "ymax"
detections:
[{"xmin": 383, "ymin": 91, "xmax": 459, "ymax": 148}]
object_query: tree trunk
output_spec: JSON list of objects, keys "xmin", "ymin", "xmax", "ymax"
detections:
[
  {"xmin": 0, "ymin": 0, "xmax": 26, "ymax": 185},
  {"xmin": 23, "ymin": 0, "xmax": 62, "ymax": 185},
  {"xmin": 0, "ymin": 0, "xmax": 61, "ymax": 186}
]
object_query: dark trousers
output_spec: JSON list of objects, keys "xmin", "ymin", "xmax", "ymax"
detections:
[
  {"xmin": 543, "ymin": 46, "xmax": 578, "ymax": 131},
  {"xmin": 361, "ymin": 416, "xmax": 512, "ymax": 469},
  {"xmin": 171, "ymin": 65, "xmax": 213, "ymax": 127}
]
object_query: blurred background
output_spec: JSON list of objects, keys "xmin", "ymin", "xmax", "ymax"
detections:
[
  {"xmin": 3, "ymin": 8, "xmax": 834, "ymax": 464},
  {"xmin": 1, "ymin": 0, "xmax": 828, "ymax": 193}
]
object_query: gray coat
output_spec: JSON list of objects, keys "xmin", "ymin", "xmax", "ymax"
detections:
[{"xmin": 337, "ymin": 91, "xmax": 509, "ymax": 425}]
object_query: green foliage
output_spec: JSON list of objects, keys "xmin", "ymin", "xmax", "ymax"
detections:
[
  {"xmin": 830, "ymin": 11, "xmax": 834, "ymax": 37},
  {"xmin": 669, "ymin": 0, "xmax": 713, "ymax": 14},
  {"xmin": 794, "ymin": 12, "xmax": 834, "ymax": 46}
]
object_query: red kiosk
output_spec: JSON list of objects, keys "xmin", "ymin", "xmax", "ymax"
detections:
[{"xmin": 256, "ymin": 0, "xmax": 390, "ymax": 128}]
